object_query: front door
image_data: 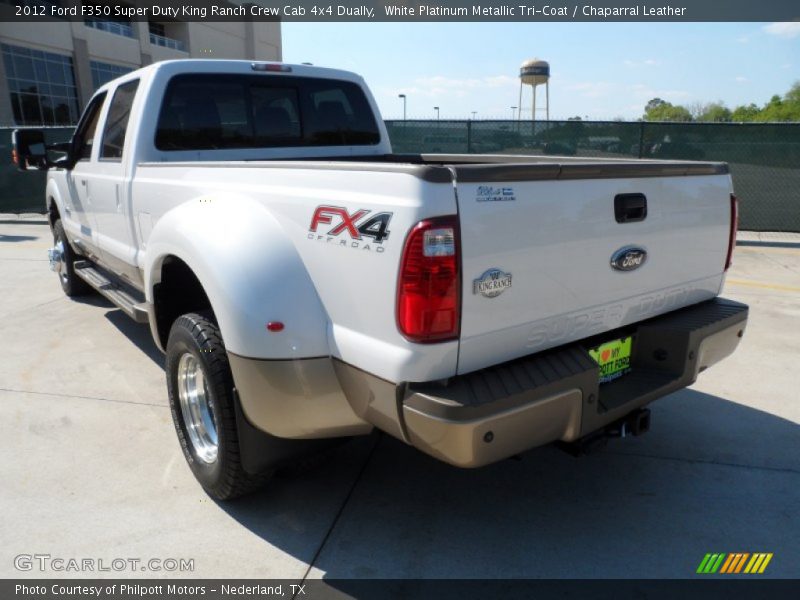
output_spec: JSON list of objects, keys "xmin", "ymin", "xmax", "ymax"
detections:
[{"xmin": 63, "ymin": 91, "xmax": 106, "ymax": 260}]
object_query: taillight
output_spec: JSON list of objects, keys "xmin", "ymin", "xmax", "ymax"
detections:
[
  {"xmin": 725, "ymin": 193, "xmax": 739, "ymax": 271},
  {"xmin": 397, "ymin": 216, "xmax": 461, "ymax": 343}
]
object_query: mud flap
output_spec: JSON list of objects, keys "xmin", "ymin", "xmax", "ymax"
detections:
[{"xmin": 233, "ymin": 389, "xmax": 341, "ymax": 475}]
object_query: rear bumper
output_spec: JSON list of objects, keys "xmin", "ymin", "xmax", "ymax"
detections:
[{"xmin": 337, "ymin": 297, "xmax": 748, "ymax": 467}]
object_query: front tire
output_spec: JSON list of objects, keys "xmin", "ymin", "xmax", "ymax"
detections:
[
  {"xmin": 52, "ymin": 219, "xmax": 91, "ymax": 297},
  {"xmin": 166, "ymin": 312, "xmax": 271, "ymax": 500}
]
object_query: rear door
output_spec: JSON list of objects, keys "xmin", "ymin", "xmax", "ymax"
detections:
[
  {"xmin": 89, "ymin": 78, "xmax": 141, "ymax": 285},
  {"xmin": 454, "ymin": 163, "xmax": 733, "ymax": 375}
]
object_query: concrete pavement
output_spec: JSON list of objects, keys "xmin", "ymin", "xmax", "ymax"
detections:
[{"xmin": 1, "ymin": 222, "xmax": 798, "ymax": 581}]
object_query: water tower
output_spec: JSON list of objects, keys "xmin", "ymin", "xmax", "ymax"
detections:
[{"xmin": 518, "ymin": 58, "xmax": 550, "ymax": 121}]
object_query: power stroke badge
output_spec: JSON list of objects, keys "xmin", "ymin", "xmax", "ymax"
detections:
[{"xmin": 473, "ymin": 268, "xmax": 512, "ymax": 298}]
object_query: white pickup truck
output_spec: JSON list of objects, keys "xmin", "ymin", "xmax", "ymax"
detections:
[{"xmin": 13, "ymin": 60, "xmax": 747, "ymax": 500}]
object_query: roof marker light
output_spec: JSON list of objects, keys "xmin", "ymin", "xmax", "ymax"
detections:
[{"xmin": 251, "ymin": 63, "xmax": 292, "ymax": 73}]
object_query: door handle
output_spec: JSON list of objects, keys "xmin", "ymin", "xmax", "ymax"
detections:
[
  {"xmin": 80, "ymin": 179, "xmax": 87, "ymax": 186},
  {"xmin": 614, "ymin": 193, "xmax": 647, "ymax": 223}
]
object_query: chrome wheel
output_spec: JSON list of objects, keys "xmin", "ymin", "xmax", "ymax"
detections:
[
  {"xmin": 48, "ymin": 239, "xmax": 67, "ymax": 285},
  {"xmin": 177, "ymin": 353, "xmax": 218, "ymax": 464}
]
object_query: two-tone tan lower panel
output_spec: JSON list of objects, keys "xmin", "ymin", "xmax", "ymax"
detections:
[
  {"xmin": 230, "ymin": 297, "xmax": 748, "ymax": 465},
  {"xmin": 331, "ymin": 359, "xmax": 408, "ymax": 442},
  {"xmin": 694, "ymin": 320, "xmax": 747, "ymax": 378},
  {"xmin": 403, "ymin": 389, "xmax": 583, "ymax": 468},
  {"xmin": 228, "ymin": 353, "xmax": 372, "ymax": 439}
]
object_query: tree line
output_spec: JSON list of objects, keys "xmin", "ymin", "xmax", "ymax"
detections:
[{"xmin": 643, "ymin": 81, "xmax": 800, "ymax": 122}]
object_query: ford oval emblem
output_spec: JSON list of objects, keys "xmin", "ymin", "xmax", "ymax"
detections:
[{"xmin": 611, "ymin": 246, "xmax": 647, "ymax": 271}]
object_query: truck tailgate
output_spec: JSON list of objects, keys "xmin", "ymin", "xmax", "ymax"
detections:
[{"xmin": 453, "ymin": 163, "xmax": 733, "ymax": 375}]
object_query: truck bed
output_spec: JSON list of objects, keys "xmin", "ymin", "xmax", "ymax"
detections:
[
  {"xmin": 136, "ymin": 152, "xmax": 733, "ymax": 380},
  {"xmin": 140, "ymin": 153, "xmax": 728, "ymax": 184}
]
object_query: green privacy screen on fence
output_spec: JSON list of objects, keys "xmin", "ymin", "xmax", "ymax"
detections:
[
  {"xmin": 387, "ymin": 120, "xmax": 800, "ymax": 233},
  {"xmin": 3, "ymin": 121, "xmax": 800, "ymax": 231}
]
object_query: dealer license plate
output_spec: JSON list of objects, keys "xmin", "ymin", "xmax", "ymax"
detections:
[{"xmin": 589, "ymin": 336, "xmax": 632, "ymax": 384}]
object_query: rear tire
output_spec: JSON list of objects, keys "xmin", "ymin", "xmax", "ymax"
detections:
[
  {"xmin": 166, "ymin": 312, "xmax": 272, "ymax": 500},
  {"xmin": 52, "ymin": 219, "xmax": 91, "ymax": 297}
]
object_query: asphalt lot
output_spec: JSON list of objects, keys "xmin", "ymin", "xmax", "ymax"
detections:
[{"xmin": 1, "ymin": 220, "xmax": 798, "ymax": 581}]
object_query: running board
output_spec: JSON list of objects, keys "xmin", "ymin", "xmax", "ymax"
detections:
[{"xmin": 73, "ymin": 260, "xmax": 149, "ymax": 324}]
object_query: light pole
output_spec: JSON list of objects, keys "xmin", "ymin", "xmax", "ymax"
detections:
[
  {"xmin": 471, "ymin": 111, "xmax": 477, "ymax": 120},
  {"xmin": 511, "ymin": 106, "xmax": 517, "ymax": 120},
  {"xmin": 434, "ymin": 106, "xmax": 439, "ymax": 120},
  {"xmin": 398, "ymin": 94, "xmax": 406, "ymax": 120}
]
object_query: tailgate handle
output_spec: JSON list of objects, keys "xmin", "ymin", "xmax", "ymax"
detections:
[{"xmin": 615, "ymin": 193, "xmax": 647, "ymax": 223}]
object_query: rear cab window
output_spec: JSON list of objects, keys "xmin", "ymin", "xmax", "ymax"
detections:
[
  {"xmin": 154, "ymin": 74, "xmax": 380, "ymax": 151},
  {"xmin": 101, "ymin": 79, "xmax": 139, "ymax": 160}
]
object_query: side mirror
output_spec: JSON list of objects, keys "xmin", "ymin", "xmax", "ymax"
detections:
[
  {"xmin": 47, "ymin": 141, "xmax": 74, "ymax": 169},
  {"xmin": 12, "ymin": 129, "xmax": 48, "ymax": 171}
]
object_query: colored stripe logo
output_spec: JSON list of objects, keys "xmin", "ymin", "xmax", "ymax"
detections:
[{"xmin": 697, "ymin": 553, "xmax": 773, "ymax": 574}]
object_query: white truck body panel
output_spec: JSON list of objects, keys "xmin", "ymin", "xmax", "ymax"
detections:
[
  {"xmin": 455, "ymin": 174, "xmax": 732, "ymax": 374},
  {"xmin": 131, "ymin": 162, "xmax": 460, "ymax": 381}
]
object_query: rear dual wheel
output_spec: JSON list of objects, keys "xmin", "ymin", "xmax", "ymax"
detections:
[{"xmin": 166, "ymin": 312, "xmax": 272, "ymax": 500}]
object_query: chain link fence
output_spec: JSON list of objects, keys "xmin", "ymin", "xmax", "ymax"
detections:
[{"xmin": 3, "ymin": 122, "xmax": 799, "ymax": 231}]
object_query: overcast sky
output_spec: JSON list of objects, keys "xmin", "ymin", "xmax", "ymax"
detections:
[{"xmin": 283, "ymin": 22, "xmax": 800, "ymax": 120}]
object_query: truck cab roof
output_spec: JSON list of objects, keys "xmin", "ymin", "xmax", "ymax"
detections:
[{"xmin": 94, "ymin": 59, "xmax": 367, "ymax": 97}]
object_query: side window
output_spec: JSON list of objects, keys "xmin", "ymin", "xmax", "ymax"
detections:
[
  {"xmin": 73, "ymin": 92, "xmax": 106, "ymax": 161},
  {"xmin": 101, "ymin": 80, "xmax": 139, "ymax": 160}
]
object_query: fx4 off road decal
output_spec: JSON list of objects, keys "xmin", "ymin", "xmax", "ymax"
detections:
[{"xmin": 308, "ymin": 206, "xmax": 392, "ymax": 252}]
